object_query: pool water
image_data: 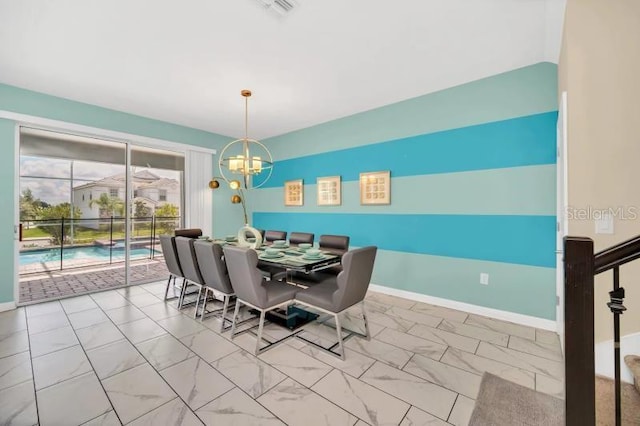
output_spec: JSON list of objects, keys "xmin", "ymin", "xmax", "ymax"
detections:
[{"xmin": 20, "ymin": 246, "xmax": 158, "ymax": 265}]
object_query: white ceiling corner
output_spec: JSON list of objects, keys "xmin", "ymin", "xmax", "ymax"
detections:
[{"xmin": 0, "ymin": 0, "xmax": 565, "ymax": 140}]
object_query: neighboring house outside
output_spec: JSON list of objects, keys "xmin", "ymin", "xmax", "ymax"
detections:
[{"xmin": 73, "ymin": 170, "xmax": 180, "ymax": 228}]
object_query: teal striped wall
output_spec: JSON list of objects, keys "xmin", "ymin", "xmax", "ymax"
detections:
[{"xmin": 252, "ymin": 62, "xmax": 558, "ymax": 320}]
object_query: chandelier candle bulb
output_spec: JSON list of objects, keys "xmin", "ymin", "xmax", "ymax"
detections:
[
  {"xmin": 229, "ymin": 157, "xmax": 239, "ymax": 172},
  {"xmin": 252, "ymin": 156, "xmax": 262, "ymax": 172}
]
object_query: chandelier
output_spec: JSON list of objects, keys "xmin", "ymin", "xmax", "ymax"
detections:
[{"xmin": 218, "ymin": 90, "xmax": 273, "ymax": 189}]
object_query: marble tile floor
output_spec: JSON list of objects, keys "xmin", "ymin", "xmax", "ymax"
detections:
[{"xmin": 0, "ymin": 280, "xmax": 564, "ymax": 426}]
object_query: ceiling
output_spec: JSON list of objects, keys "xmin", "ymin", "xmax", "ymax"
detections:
[{"xmin": 0, "ymin": 0, "xmax": 566, "ymax": 140}]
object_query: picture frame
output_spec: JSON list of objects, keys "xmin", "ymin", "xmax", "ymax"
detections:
[
  {"xmin": 284, "ymin": 179, "xmax": 304, "ymax": 206},
  {"xmin": 317, "ymin": 176, "xmax": 341, "ymax": 206},
  {"xmin": 360, "ymin": 170, "xmax": 391, "ymax": 205}
]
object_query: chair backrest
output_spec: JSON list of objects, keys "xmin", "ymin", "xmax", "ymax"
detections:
[
  {"xmin": 222, "ymin": 246, "xmax": 268, "ymax": 308},
  {"xmin": 174, "ymin": 237, "xmax": 204, "ymax": 285},
  {"xmin": 174, "ymin": 228, "xmax": 203, "ymax": 238},
  {"xmin": 289, "ymin": 232, "xmax": 314, "ymax": 246},
  {"xmin": 332, "ymin": 246, "xmax": 377, "ymax": 312},
  {"xmin": 246, "ymin": 228, "xmax": 265, "ymax": 239},
  {"xmin": 265, "ymin": 230, "xmax": 287, "ymax": 242},
  {"xmin": 193, "ymin": 241, "xmax": 234, "ymax": 295},
  {"xmin": 319, "ymin": 234, "xmax": 350, "ymax": 255},
  {"xmin": 159, "ymin": 235, "xmax": 183, "ymax": 278}
]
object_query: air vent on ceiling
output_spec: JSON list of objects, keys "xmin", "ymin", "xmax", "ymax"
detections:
[{"xmin": 256, "ymin": 0, "xmax": 298, "ymax": 15}]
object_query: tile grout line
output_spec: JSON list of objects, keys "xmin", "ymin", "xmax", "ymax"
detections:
[
  {"xmin": 446, "ymin": 393, "xmax": 461, "ymax": 424},
  {"xmin": 188, "ymin": 299, "xmax": 365, "ymax": 425},
  {"xmin": 257, "ymin": 342, "xmax": 337, "ymax": 390},
  {"xmin": 101, "ymin": 284, "xmax": 290, "ymax": 425},
  {"xmin": 437, "ymin": 344, "xmax": 449, "ymax": 363},
  {"xmin": 0, "ymin": 332, "xmax": 30, "ymax": 361},
  {"xmin": 23, "ymin": 307, "xmax": 41, "ymax": 426},
  {"xmin": 316, "ymin": 365, "xmax": 415, "ymax": 425},
  {"xmin": 437, "ymin": 346, "xmax": 537, "ymax": 384},
  {"xmin": 90, "ymin": 287, "xmax": 209, "ymax": 425},
  {"xmin": 400, "ymin": 352, "xmax": 417, "ymax": 371},
  {"xmin": 472, "ymin": 341, "xmax": 563, "ymax": 378},
  {"xmin": 356, "ymin": 359, "xmax": 468, "ymax": 422},
  {"xmin": 56, "ymin": 301, "xmax": 125, "ymax": 425},
  {"xmin": 269, "ymin": 374, "xmax": 371, "ymax": 426},
  {"xmin": 375, "ymin": 327, "xmax": 451, "ymax": 362},
  {"xmin": 397, "ymin": 404, "xmax": 413, "ymax": 426}
]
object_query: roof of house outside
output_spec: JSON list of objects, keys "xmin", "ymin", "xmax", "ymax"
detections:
[{"xmin": 72, "ymin": 170, "xmax": 178, "ymax": 191}]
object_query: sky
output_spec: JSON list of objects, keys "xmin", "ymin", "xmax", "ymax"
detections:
[{"xmin": 20, "ymin": 155, "xmax": 181, "ymax": 206}]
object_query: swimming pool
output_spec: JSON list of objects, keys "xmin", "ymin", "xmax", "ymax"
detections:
[{"xmin": 20, "ymin": 245, "xmax": 158, "ymax": 265}]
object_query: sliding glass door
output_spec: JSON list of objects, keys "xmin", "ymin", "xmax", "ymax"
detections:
[
  {"xmin": 127, "ymin": 145, "xmax": 184, "ymax": 286},
  {"xmin": 18, "ymin": 127, "xmax": 184, "ymax": 303}
]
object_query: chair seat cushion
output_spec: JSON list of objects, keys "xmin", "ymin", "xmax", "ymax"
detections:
[
  {"xmin": 295, "ymin": 278, "xmax": 338, "ymax": 312},
  {"xmin": 264, "ymin": 281, "xmax": 298, "ymax": 308}
]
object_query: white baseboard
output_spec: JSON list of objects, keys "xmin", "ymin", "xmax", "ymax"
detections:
[
  {"xmin": 369, "ymin": 284, "xmax": 557, "ymax": 331},
  {"xmin": 0, "ymin": 301, "xmax": 17, "ymax": 313},
  {"xmin": 595, "ymin": 332, "xmax": 640, "ymax": 384}
]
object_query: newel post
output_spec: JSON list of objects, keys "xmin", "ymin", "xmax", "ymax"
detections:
[{"xmin": 564, "ymin": 236, "xmax": 595, "ymax": 426}]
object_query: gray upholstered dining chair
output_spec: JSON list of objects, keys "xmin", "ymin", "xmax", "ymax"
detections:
[
  {"xmin": 174, "ymin": 228, "xmax": 203, "ymax": 238},
  {"xmin": 246, "ymin": 228, "xmax": 265, "ymax": 239},
  {"xmin": 289, "ymin": 232, "xmax": 314, "ymax": 246},
  {"xmin": 319, "ymin": 234, "xmax": 350, "ymax": 275},
  {"xmin": 193, "ymin": 241, "xmax": 236, "ymax": 330},
  {"xmin": 295, "ymin": 246, "xmax": 377, "ymax": 360},
  {"xmin": 264, "ymin": 230, "xmax": 287, "ymax": 243},
  {"xmin": 159, "ymin": 235, "xmax": 185, "ymax": 301},
  {"xmin": 223, "ymin": 245, "xmax": 298, "ymax": 355},
  {"xmin": 259, "ymin": 230, "xmax": 290, "ymax": 280},
  {"xmin": 289, "ymin": 234, "xmax": 350, "ymax": 284},
  {"xmin": 174, "ymin": 236, "xmax": 206, "ymax": 313}
]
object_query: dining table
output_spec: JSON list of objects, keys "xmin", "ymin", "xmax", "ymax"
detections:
[{"xmin": 211, "ymin": 238, "xmax": 342, "ymax": 329}]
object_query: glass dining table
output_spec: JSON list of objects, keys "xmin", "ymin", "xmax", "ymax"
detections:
[{"xmin": 212, "ymin": 239, "xmax": 342, "ymax": 329}]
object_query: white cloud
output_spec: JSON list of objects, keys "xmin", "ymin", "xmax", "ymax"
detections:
[
  {"xmin": 20, "ymin": 156, "xmax": 70, "ymax": 178},
  {"xmin": 21, "ymin": 178, "xmax": 69, "ymax": 205}
]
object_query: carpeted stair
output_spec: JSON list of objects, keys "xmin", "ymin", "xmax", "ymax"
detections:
[
  {"xmin": 624, "ymin": 355, "xmax": 640, "ymax": 394},
  {"xmin": 595, "ymin": 358, "xmax": 640, "ymax": 426}
]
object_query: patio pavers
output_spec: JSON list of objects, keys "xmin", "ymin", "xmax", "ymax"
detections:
[{"xmin": 19, "ymin": 261, "xmax": 169, "ymax": 304}]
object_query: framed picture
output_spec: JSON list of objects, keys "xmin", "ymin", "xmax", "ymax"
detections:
[
  {"xmin": 284, "ymin": 179, "xmax": 304, "ymax": 206},
  {"xmin": 360, "ymin": 170, "xmax": 391, "ymax": 205},
  {"xmin": 317, "ymin": 176, "xmax": 341, "ymax": 206}
]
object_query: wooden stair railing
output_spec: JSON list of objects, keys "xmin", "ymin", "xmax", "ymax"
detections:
[{"xmin": 564, "ymin": 234, "xmax": 640, "ymax": 426}]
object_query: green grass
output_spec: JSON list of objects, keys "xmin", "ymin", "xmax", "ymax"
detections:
[{"xmin": 22, "ymin": 227, "xmax": 49, "ymax": 238}]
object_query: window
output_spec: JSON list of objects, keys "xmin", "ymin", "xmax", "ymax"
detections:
[
  {"xmin": 159, "ymin": 189, "xmax": 167, "ymax": 202},
  {"xmin": 109, "ymin": 188, "xmax": 118, "ymax": 198},
  {"xmin": 82, "ymin": 194, "xmax": 85, "ymax": 201},
  {"xmin": 133, "ymin": 190, "xmax": 139, "ymax": 198}
]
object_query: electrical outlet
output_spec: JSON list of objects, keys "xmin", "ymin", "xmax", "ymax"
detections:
[{"xmin": 480, "ymin": 273, "xmax": 489, "ymax": 285}]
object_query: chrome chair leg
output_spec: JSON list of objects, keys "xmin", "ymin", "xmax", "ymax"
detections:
[
  {"xmin": 163, "ymin": 276, "xmax": 172, "ymax": 301},
  {"xmin": 361, "ymin": 301, "xmax": 371, "ymax": 340},
  {"xmin": 200, "ymin": 288, "xmax": 209, "ymax": 320},
  {"xmin": 255, "ymin": 310, "xmax": 266, "ymax": 356},
  {"xmin": 230, "ymin": 301, "xmax": 242, "ymax": 339},
  {"xmin": 334, "ymin": 314, "xmax": 346, "ymax": 360},
  {"xmin": 193, "ymin": 285, "xmax": 203, "ymax": 319},
  {"xmin": 177, "ymin": 279, "xmax": 188, "ymax": 309},
  {"xmin": 219, "ymin": 296, "xmax": 230, "ymax": 330}
]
